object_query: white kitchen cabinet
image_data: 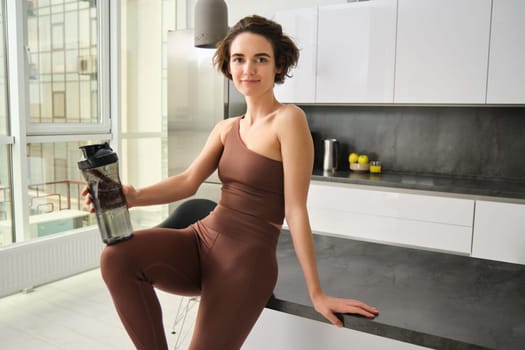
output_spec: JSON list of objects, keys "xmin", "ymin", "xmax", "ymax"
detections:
[
  {"xmin": 472, "ymin": 200, "xmax": 525, "ymax": 265},
  {"xmin": 307, "ymin": 182, "xmax": 474, "ymax": 254},
  {"xmin": 273, "ymin": 7, "xmax": 317, "ymax": 103},
  {"xmin": 316, "ymin": 0, "xmax": 397, "ymax": 103},
  {"xmin": 394, "ymin": 0, "xmax": 491, "ymax": 104},
  {"xmin": 486, "ymin": 0, "xmax": 525, "ymax": 104},
  {"xmin": 243, "ymin": 308, "xmax": 430, "ymax": 350}
]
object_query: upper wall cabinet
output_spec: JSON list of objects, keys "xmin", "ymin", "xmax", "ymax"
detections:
[
  {"xmin": 274, "ymin": 8, "xmax": 318, "ymax": 104},
  {"xmin": 394, "ymin": 0, "xmax": 492, "ymax": 104},
  {"xmin": 316, "ymin": 1, "xmax": 397, "ymax": 103},
  {"xmin": 486, "ymin": 0, "xmax": 525, "ymax": 104},
  {"xmin": 275, "ymin": 0, "xmax": 523, "ymax": 105}
]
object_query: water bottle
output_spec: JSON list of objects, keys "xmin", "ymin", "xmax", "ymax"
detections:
[{"xmin": 78, "ymin": 143, "xmax": 133, "ymax": 245}]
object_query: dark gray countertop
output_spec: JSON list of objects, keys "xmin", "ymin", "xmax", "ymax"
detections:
[
  {"xmin": 267, "ymin": 231, "xmax": 525, "ymax": 350},
  {"xmin": 311, "ymin": 170, "xmax": 525, "ymax": 201}
]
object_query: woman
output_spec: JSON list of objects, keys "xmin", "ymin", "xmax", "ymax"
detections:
[{"xmin": 84, "ymin": 15, "xmax": 378, "ymax": 350}]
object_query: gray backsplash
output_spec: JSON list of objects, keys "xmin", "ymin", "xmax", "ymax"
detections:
[{"xmin": 303, "ymin": 105, "xmax": 525, "ymax": 181}]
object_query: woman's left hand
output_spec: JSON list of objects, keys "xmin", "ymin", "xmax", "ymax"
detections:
[{"xmin": 312, "ymin": 293, "xmax": 379, "ymax": 327}]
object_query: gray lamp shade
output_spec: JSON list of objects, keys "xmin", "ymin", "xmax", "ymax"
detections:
[{"xmin": 194, "ymin": 0, "xmax": 228, "ymax": 48}]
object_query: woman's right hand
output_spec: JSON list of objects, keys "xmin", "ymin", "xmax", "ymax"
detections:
[{"xmin": 80, "ymin": 186, "xmax": 95, "ymax": 214}]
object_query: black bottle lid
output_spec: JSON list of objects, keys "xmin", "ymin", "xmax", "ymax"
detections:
[{"xmin": 78, "ymin": 142, "xmax": 118, "ymax": 170}]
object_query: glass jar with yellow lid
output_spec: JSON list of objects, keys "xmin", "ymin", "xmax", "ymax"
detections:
[{"xmin": 369, "ymin": 161, "xmax": 382, "ymax": 174}]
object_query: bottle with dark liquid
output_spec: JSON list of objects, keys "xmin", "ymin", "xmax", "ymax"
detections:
[{"xmin": 78, "ymin": 143, "xmax": 133, "ymax": 245}]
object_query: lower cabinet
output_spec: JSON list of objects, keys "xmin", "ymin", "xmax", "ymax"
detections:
[
  {"xmin": 304, "ymin": 182, "xmax": 524, "ymax": 264},
  {"xmin": 307, "ymin": 182, "xmax": 474, "ymax": 254},
  {"xmin": 243, "ymin": 309, "xmax": 430, "ymax": 350},
  {"xmin": 472, "ymin": 200, "xmax": 525, "ymax": 265}
]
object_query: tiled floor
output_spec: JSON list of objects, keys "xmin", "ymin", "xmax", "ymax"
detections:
[{"xmin": 0, "ymin": 268, "xmax": 198, "ymax": 350}]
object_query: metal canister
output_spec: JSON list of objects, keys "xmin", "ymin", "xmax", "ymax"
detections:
[{"xmin": 323, "ymin": 139, "xmax": 339, "ymax": 172}]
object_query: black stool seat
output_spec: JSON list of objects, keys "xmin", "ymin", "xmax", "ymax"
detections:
[{"xmin": 157, "ymin": 198, "xmax": 217, "ymax": 229}]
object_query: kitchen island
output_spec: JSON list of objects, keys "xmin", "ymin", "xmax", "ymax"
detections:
[{"xmin": 245, "ymin": 230, "xmax": 525, "ymax": 350}]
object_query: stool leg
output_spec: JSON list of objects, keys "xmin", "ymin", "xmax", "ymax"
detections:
[{"xmin": 172, "ymin": 297, "xmax": 199, "ymax": 350}]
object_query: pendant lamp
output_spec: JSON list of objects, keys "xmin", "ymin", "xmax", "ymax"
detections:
[{"xmin": 194, "ymin": 0, "xmax": 228, "ymax": 48}]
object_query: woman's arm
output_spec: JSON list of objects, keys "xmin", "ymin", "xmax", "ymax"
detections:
[
  {"xmin": 129, "ymin": 119, "xmax": 229, "ymax": 207},
  {"xmin": 83, "ymin": 118, "xmax": 231, "ymax": 210},
  {"xmin": 278, "ymin": 106, "xmax": 378, "ymax": 327}
]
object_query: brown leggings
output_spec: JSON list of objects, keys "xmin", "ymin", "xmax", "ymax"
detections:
[{"xmin": 100, "ymin": 205, "xmax": 280, "ymax": 350}]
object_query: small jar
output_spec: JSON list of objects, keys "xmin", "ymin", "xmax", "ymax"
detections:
[{"xmin": 369, "ymin": 161, "xmax": 382, "ymax": 174}]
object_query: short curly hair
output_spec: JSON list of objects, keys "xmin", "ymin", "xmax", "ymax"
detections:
[{"xmin": 213, "ymin": 15, "xmax": 299, "ymax": 85}]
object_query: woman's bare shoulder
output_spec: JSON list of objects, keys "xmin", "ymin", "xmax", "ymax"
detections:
[
  {"xmin": 216, "ymin": 116, "xmax": 239, "ymax": 129},
  {"xmin": 215, "ymin": 116, "xmax": 240, "ymax": 143},
  {"xmin": 279, "ymin": 104, "xmax": 305, "ymax": 118},
  {"xmin": 275, "ymin": 104, "xmax": 309, "ymax": 133}
]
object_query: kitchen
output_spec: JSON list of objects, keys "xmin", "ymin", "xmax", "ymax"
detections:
[
  {"xmin": 0, "ymin": 0, "xmax": 524, "ymax": 349},
  {"xmin": 167, "ymin": 0, "xmax": 525, "ymax": 349}
]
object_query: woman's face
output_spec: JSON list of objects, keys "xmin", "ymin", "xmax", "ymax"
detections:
[{"xmin": 229, "ymin": 32, "xmax": 280, "ymax": 98}]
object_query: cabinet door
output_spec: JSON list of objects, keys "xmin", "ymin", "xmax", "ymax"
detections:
[
  {"xmin": 273, "ymin": 8, "xmax": 317, "ymax": 103},
  {"xmin": 316, "ymin": 1, "xmax": 397, "ymax": 103},
  {"xmin": 486, "ymin": 0, "xmax": 525, "ymax": 104},
  {"xmin": 394, "ymin": 0, "xmax": 491, "ymax": 104},
  {"xmin": 244, "ymin": 309, "xmax": 431, "ymax": 350},
  {"xmin": 307, "ymin": 182, "xmax": 474, "ymax": 254},
  {"xmin": 472, "ymin": 200, "xmax": 525, "ymax": 265}
]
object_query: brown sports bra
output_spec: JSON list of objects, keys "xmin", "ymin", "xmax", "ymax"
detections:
[{"xmin": 218, "ymin": 117, "xmax": 285, "ymax": 225}]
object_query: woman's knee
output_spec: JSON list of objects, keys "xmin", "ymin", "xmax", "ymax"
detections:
[{"xmin": 100, "ymin": 243, "xmax": 134, "ymax": 284}]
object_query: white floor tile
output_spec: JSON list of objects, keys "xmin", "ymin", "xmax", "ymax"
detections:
[{"xmin": 0, "ymin": 268, "xmax": 198, "ymax": 350}]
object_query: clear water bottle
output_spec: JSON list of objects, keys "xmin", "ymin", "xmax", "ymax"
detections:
[{"xmin": 78, "ymin": 143, "xmax": 133, "ymax": 245}]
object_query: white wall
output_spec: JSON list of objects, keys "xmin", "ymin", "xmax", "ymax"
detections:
[
  {"xmin": 176, "ymin": 0, "xmax": 347, "ymax": 29},
  {"xmin": 227, "ymin": 0, "xmax": 346, "ymax": 23}
]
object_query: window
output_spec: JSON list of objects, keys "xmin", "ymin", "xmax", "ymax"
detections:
[
  {"xmin": 1, "ymin": 0, "xmax": 111, "ymax": 246},
  {"xmin": 25, "ymin": 139, "xmax": 101, "ymax": 239},
  {"xmin": 20, "ymin": 0, "xmax": 110, "ymax": 242},
  {"xmin": 2, "ymin": 0, "xmax": 172, "ymax": 246},
  {"xmin": 26, "ymin": 0, "xmax": 110, "ymax": 135}
]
